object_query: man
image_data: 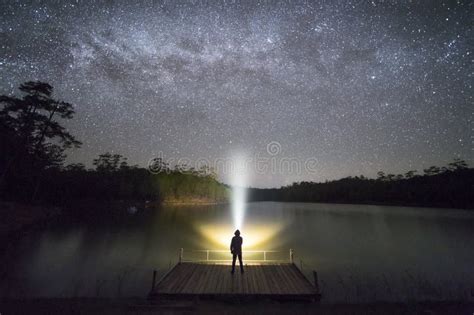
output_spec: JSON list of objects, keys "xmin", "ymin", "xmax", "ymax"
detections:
[{"xmin": 230, "ymin": 229, "xmax": 244, "ymax": 274}]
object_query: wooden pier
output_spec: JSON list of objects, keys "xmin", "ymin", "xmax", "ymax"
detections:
[{"xmin": 149, "ymin": 250, "xmax": 321, "ymax": 302}]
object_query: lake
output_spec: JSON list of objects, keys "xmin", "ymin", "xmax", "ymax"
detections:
[{"xmin": 2, "ymin": 202, "xmax": 473, "ymax": 303}]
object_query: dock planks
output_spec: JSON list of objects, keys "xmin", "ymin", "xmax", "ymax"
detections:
[{"xmin": 149, "ymin": 262, "xmax": 320, "ymax": 301}]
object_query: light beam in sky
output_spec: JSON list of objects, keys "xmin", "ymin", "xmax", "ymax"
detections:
[{"xmin": 231, "ymin": 154, "xmax": 247, "ymax": 230}]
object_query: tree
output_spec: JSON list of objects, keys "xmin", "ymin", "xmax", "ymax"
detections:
[
  {"xmin": 404, "ymin": 170, "xmax": 417, "ymax": 179},
  {"xmin": 93, "ymin": 153, "xmax": 128, "ymax": 172},
  {"xmin": 448, "ymin": 158, "xmax": 468, "ymax": 171},
  {"xmin": 0, "ymin": 81, "xmax": 80, "ymax": 155},
  {"xmin": 64, "ymin": 163, "xmax": 86, "ymax": 172},
  {"xmin": 377, "ymin": 171, "xmax": 386, "ymax": 181},
  {"xmin": 0, "ymin": 81, "xmax": 81, "ymax": 198},
  {"xmin": 423, "ymin": 166, "xmax": 441, "ymax": 176}
]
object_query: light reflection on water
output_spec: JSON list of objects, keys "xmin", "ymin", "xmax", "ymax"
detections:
[
  {"xmin": 1, "ymin": 202, "xmax": 473, "ymax": 302},
  {"xmin": 198, "ymin": 221, "xmax": 283, "ymax": 250}
]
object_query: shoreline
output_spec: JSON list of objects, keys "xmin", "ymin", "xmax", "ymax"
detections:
[
  {"xmin": 2, "ymin": 199, "xmax": 472, "ymax": 237},
  {"xmin": 161, "ymin": 200, "xmax": 229, "ymax": 206}
]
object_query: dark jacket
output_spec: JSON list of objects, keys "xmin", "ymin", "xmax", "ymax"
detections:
[{"xmin": 230, "ymin": 236, "xmax": 243, "ymax": 254}]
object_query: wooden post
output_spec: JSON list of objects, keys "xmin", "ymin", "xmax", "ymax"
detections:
[
  {"xmin": 289, "ymin": 248, "xmax": 294, "ymax": 263},
  {"xmin": 151, "ymin": 269, "xmax": 157, "ymax": 292},
  {"xmin": 313, "ymin": 270, "xmax": 320, "ymax": 294},
  {"xmin": 206, "ymin": 250, "xmax": 209, "ymax": 261},
  {"xmin": 179, "ymin": 248, "xmax": 183, "ymax": 263}
]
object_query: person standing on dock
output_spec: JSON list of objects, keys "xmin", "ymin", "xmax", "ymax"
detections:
[{"xmin": 230, "ymin": 230, "xmax": 244, "ymax": 274}]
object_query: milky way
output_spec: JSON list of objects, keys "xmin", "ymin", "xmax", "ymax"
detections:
[{"xmin": 1, "ymin": 1, "xmax": 472, "ymax": 187}]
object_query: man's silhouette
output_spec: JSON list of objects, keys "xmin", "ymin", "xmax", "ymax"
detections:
[{"xmin": 230, "ymin": 229, "xmax": 244, "ymax": 274}]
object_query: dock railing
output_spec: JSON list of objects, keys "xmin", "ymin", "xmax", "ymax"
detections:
[
  {"xmin": 178, "ymin": 248, "xmax": 296, "ymax": 263},
  {"xmin": 150, "ymin": 248, "xmax": 321, "ymax": 299}
]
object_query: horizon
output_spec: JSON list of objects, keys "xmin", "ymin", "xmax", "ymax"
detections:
[
  {"xmin": 1, "ymin": 1, "xmax": 474, "ymax": 310},
  {"xmin": 1, "ymin": 1, "xmax": 472, "ymax": 187}
]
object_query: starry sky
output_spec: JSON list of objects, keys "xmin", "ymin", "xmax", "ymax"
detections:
[{"xmin": 1, "ymin": 1, "xmax": 472, "ymax": 187}]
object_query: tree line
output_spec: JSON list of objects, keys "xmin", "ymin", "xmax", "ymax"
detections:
[
  {"xmin": 248, "ymin": 159, "xmax": 473, "ymax": 209},
  {"xmin": 0, "ymin": 81, "xmax": 229, "ymax": 206},
  {"xmin": 1, "ymin": 81, "xmax": 471, "ymax": 210}
]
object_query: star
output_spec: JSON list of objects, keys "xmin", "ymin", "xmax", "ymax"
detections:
[{"xmin": 0, "ymin": 1, "xmax": 472, "ymax": 187}]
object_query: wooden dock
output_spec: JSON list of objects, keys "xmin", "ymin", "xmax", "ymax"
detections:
[{"xmin": 149, "ymin": 262, "xmax": 321, "ymax": 302}]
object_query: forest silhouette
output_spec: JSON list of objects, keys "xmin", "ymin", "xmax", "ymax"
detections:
[
  {"xmin": 248, "ymin": 159, "xmax": 473, "ymax": 209},
  {"xmin": 1, "ymin": 81, "xmax": 472, "ymax": 211}
]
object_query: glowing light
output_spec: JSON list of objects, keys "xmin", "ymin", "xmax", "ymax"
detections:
[
  {"xmin": 231, "ymin": 155, "xmax": 247, "ymax": 230},
  {"xmin": 198, "ymin": 223, "xmax": 283, "ymax": 250},
  {"xmin": 197, "ymin": 154, "xmax": 286, "ymax": 253}
]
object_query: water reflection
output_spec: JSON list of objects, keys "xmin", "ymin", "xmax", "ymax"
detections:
[
  {"xmin": 1, "ymin": 202, "xmax": 473, "ymax": 302},
  {"xmin": 198, "ymin": 222, "xmax": 284, "ymax": 250}
]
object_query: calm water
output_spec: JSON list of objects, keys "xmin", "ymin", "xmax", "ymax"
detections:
[{"xmin": 2, "ymin": 202, "xmax": 473, "ymax": 302}]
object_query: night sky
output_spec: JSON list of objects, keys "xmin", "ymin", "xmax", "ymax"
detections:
[{"xmin": 1, "ymin": 1, "xmax": 472, "ymax": 187}]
